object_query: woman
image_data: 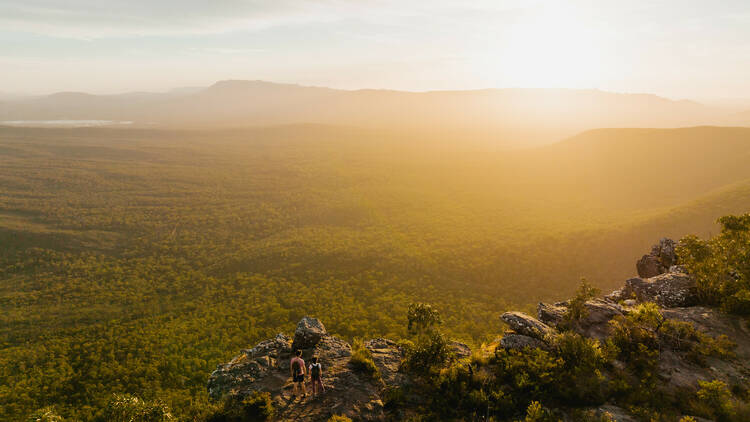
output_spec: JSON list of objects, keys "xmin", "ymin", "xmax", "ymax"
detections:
[{"xmin": 308, "ymin": 356, "xmax": 325, "ymax": 398}]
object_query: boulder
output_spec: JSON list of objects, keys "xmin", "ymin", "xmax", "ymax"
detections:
[
  {"xmin": 537, "ymin": 302, "xmax": 566, "ymax": 326},
  {"xmin": 501, "ymin": 311, "xmax": 554, "ymax": 339},
  {"xmin": 576, "ymin": 299, "xmax": 625, "ymax": 339},
  {"xmin": 500, "ymin": 334, "xmax": 546, "ymax": 350},
  {"xmin": 365, "ymin": 338, "xmax": 405, "ymax": 385},
  {"xmin": 655, "ymin": 238, "xmax": 678, "ymax": 269},
  {"xmin": 623, "ymin": 273, "xmax": 697, "ymax": 308},
  {"xmin": 449, "ymin": 341, "xmax": 472, "ymax": 360},
  {"xmin": 636, "ymin": 238, "xmax": 679, "ymax": 278},
  {"xmin": 637, "ymin": 254, "xmax": 664, "ymax": 278},
  {"xmin": 293, "ymin": 316, "xmax": 327, "ymax": 350}
]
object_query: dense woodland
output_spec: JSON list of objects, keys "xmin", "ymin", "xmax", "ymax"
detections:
[{"xmin": 1, "ymin": 125, "xmax": 750, "ymax": 420}]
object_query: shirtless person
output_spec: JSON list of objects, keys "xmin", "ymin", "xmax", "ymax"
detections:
[{"xmin": 290, "ymin": 349, "xmax": 307, "ymax": 398}]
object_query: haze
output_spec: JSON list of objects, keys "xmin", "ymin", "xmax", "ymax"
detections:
[{"xmin": 2, "ymin": 0, "xmax": 750, "ymax": 100}]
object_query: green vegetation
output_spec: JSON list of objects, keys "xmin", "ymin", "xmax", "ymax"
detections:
[
  {"xmin": 678, "ymin": 214, "xmax": 750, "ymax": 314},
  {"xmin": 348, "ymin": 339, "xmax": 380, "ymax": 379},
  {"xmin": 559, "ymin": 279, "xmax": 600, "ymax": 330},
  {"xmin": 1, "ymin": 126, "xmax": 750, "ymax": 420},
  {"xmin": 102, "ymin": 394, "xmax": 174, "ymax": 422},
  {"xmin": 206, "ymin": 392, "xmax": 274, "ymax": 422}
]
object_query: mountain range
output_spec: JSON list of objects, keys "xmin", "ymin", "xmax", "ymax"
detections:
[{"xmin": 3, "ymin": 80, "xmax": 749, "ymax": 146}]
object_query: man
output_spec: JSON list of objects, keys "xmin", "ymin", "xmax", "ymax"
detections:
[{"xmin": 290, "ymin": 349, "xmax": 307, "ymax": 398}]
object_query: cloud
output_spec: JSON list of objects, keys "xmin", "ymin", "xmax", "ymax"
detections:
[{"xmin": 0, "ymin": 0, "xmax": 533, "ymax": 39}]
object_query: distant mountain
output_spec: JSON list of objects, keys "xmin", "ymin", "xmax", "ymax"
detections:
[{"xmin": 0, "ymin": 80, "xmax": 747, "ymax": 145}]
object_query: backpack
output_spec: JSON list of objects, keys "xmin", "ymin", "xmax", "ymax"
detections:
[
  {"xmin": 310, "ymin": 363, "xmax": 321, "ymax": 379},
  {"xmin": 292, "ymin": 359, "xmax": 302, "ymax": 376}
]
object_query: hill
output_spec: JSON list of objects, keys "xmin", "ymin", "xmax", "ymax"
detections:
[
  {"xmin": 1, "ymin": 82, "xmax": 748, "ymax": 146},
  {"xmin": 1, "ymin": 125, "xmax": 750, "ymax": 420}
]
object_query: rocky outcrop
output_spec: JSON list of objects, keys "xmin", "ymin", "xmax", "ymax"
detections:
[
  {"xmin": 208, "ymin": 318, "xmax": 412, "ymax": 421},
  {"xmin": 537, "ymin": 302, "xmax": 566, "ymax": 326},
  {"xmin": 622, "ymin": 272, "xmax": 697, "ymax": 307},
  {"xmin": 636, "ymin": 238, "xmax": 678, "ymax": 278},
  {"xmin": 501, "ymin": 311, "xmax": 555, "ymax": 339},
  {"xmin": 535, "ymin": 299, "xmax": 625, "ymax": 340},
  {"xmin": 293, "ymin": 317, "xmax": 327, "ymax": 350},
  {"xmin": 500, "ymin": 334, "xmax": 547, "ymax": 350}
]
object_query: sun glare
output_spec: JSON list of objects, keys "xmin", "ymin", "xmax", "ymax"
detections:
[{"xmin": 493, "ymin": 7, "xmax": 604, "ymax": 89}]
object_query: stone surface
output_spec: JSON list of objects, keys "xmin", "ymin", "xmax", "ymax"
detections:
[
  {"xmin": 623, "ymin": 273, "xmax": 697, "ymax": 307},
  {"xmin": 576, "ymin": 299, "xmax": 626, "ymax": 339},
  {"xmin": 449, "ymin": 341, "xmax": 472, "ymax": 360},
  {"xmin": 501, "ymin": 311, "xmax": 555, "ymax": 339},
  {"xmin": 293, "ymin": 317, "xmax": 327, "ymax": 350},
  {"xmin": 596, "ymin": 404, "xmax": 638, "ymax": 422},
  {"xmin": 500, "ymin": 334, "xmax": 546, "ymax": 350},
  {"xmin": 636, "ymin": 238, "xmax": 679, "ymax": 278},
  {"xmin": 537, "ymin": 302, "xmax": 566, "ymax": 326},
  {"xmin": 365, "ymin": 338, "xmax": 405, "ymax": 386},
  {"xmin": 637, "ymin": 254, "xmax": 663, "ymax": 278}
]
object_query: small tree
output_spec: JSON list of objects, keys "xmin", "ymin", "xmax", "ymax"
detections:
[
  {"xmin": 407, "ymin": 303, "xmax": 442, "ymax": 335},
  {"xmin": 103, "ymin": 394, "xmax": 174, "ymax": 422}
]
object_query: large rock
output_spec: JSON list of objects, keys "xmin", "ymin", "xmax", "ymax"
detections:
[
  {"xmin": 293, "ymin": 316, "xmax": 327, "ymax": 350},
  {"xmin": 623, "ymin": 273, "xmax": 697, "ymax": 308},
  {"xmin": 576, "ymin": 299, "xmax": 625, "ymax": 339},
  {"xmin": 365, "ymin": 338, "xmax": 405, "ymax": 386},
  {"xmin": 538, "ymin": 300, "xmax": 624, "ymax": 339},
  {"xmin": 637, "ymin": 254, "xmax": 663, "ymax": 278},
  {"xmin": 501, "ymin": 311, "xmax": 555, "ymax": 339},
  {"xmin": 208, "ymin": 333, "xmax": 292, "ymax": 399},
  {"xmin": 500, "ymin": 334, "xmax": 546, "ymax": 350},
  {"xmin": 636, "ymin": 238, "xmax": 679, "ymax": 278},
  {"xmin": 537, "ymin": 302, "xmax": 566, "ymax": 326}
]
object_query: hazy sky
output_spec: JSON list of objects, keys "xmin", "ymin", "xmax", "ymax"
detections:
[{"xmin": 1, "ymin": 0, "xmax": 749, "ymax": 99}]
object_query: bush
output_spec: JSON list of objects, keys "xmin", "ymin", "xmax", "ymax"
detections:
[
  {"xmin": 26, "ymin": 407, "xmax": 64, "ymax": 422},
  {"xmin": 660, "ymin": 319, "xmax": 736, "ymax": 365},
  {"xmin": 678, "ymin": 214, "xmax": 750, "ymax": 314},
  {"xmin": 327, "ymin": 415, "xmax": 352, "ymax": 422},
  {"xmin": 522, "ymin": 401, "xmax": 554, "ymax": 422},
  {"xmin": 407, "ymin": 303, "xmax": 442, "ymax": 334},
  {"xmin": 382, "ymin": 386, "xmax": 406, "ymax": 410},
  {"xmin": 550, "ymin": 332, "xmax": 607, "ymax": 403},
  {"xmin": 559, "ymin": 279, "xmax": 600, "ymax": 330},
  {"xmin": 402, "ymin": 331, "xmax": 451, "ymax": 375},
  {"xmin": 102, "ymin": 394, "xmax": 174, "ymax": 422},
  {"xmin": 694, "ymin": 380, "xmax": 735, "ymax": 422},
  {"xmin": 349, "ymin": 339, "xmax": 380, "ymax": 379},
  {"xmin": 208, "ymin": 392, "xmax": 274, "ymax": 422}
]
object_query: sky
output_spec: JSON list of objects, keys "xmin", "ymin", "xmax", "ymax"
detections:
[{"xmin": 1, "ymin": 0, "xmax": 749, "ymax": 100}]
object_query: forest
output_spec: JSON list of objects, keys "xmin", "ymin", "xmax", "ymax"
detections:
[{"xmin": 1, "ymin": 125, "xmax": 750, "ymax": 420}]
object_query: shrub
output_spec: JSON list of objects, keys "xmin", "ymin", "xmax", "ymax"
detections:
[
  {"xmin": 349, "ymin": 339, "xmax": 380, "ymax": 379},
  {"xmin": 407, "ymin": 303, "xmax": 442, "ymax": 335},
  {"xmin": 327, "ymin": 415, "xmax": 352, "ymax": 422},
  {"xmin": 522, "ymin": 401, "xmax": 554, "ymax": 422},
  {"xmin": 694, "ymin": 380, "xmax": 735, "ymax": 422},
  {"xmin": 26, "ymin": 407, "xmax": 64, "ymax": 422},
  {"xmin": 208, "ymin": 392, "xmax": 274, "ymax": 422},
  {"xmin": 402, "ymin": 331, "xmax": 451, "ymax": 375},
  {"xmin": 102, "ymin": 394, "xmax": 174, "ymax": 422},
  {"xmin": 550, "ymin": 332, "xmax": 607, "ymax": 404},
  {"xmin": 678, "ymin": 214, "xmax": 750, "ymax": 314},
  {"xmin": 382, "ymin": 386, "xmax": 406, "ymax": 410},
  {"xmin": 660, "ymin": 319, "xmax": 736, "ymax": 365},
  {"xmin": 559, "ymin": 279, "xmax": 600, "ymax": 330}
]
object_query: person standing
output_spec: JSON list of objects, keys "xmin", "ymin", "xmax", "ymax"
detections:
[
  {"xmin": 309, "ymin": 356, "xmax": 325, "ymax": 398},
  {"xmin": 290, "ymin": 349, "xmax": 307, "ymax": 399}
]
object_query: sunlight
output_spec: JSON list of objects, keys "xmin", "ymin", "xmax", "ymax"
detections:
[{"xmin": 495, "ymin": 6, "xmax": 604, "ymax": 88}]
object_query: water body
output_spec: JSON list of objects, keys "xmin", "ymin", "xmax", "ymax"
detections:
[{"xmin": 1, "ymin": 120, "xmax": 133, "ymax": 127}]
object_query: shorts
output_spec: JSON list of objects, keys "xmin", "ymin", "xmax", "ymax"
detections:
[{"xmin": 293, "ymin": 374, "xmax": 305, "ymax": 383}]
